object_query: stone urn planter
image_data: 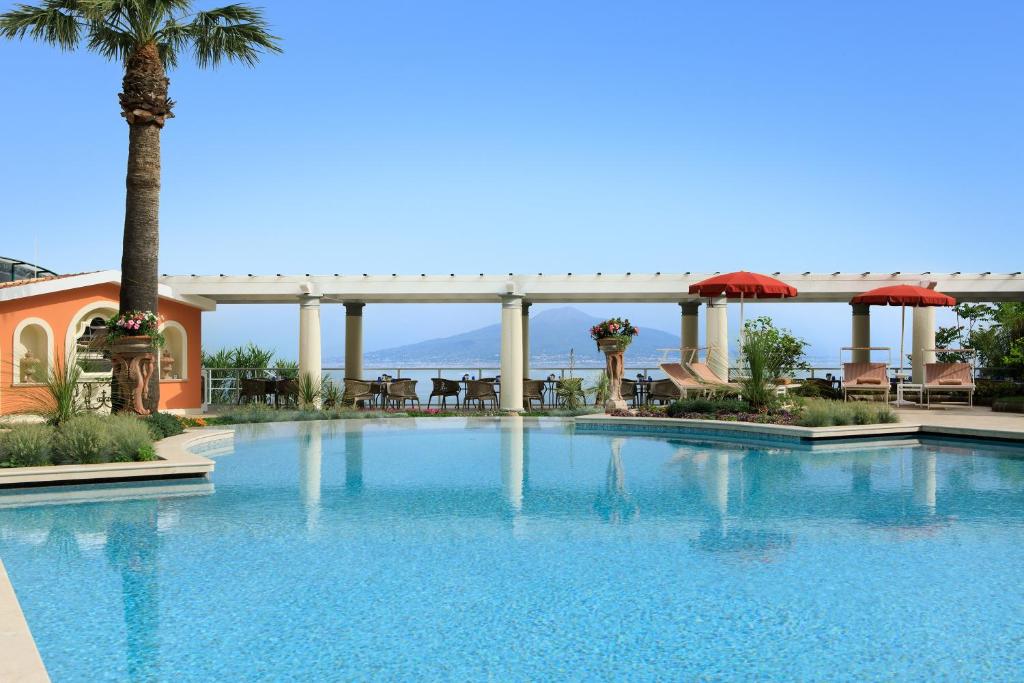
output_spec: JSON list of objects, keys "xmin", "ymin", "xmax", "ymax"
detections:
[
  {"xmin": 110, "ymin": 335, "xmax": 157, "ymax": 415},
  {"xmin": 597, "ymin": 337, "xmax": 628, "ymax": 412}
]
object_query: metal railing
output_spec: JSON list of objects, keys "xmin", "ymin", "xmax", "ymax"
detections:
[{"xmin": 201, "ymin": 364, "xmax": 854, "ymax": 406}]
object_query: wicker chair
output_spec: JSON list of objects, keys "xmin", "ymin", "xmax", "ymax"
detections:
[
  {"xmin": 646, "ymin": 378, "xmax": 681, "ymax": 405},
  {"xmin": 428, "ymin": 378, "xmax": 461, "ymax": 409},
  {"xmin": 275, "ymin": 379, "xmax": 299, "ymax": 409},
  {"xmin": 464, "ymin": 380, "xmax": 498, "ymax": 410},
  {"xmin": 238, "ymin": 378, "xmax": 270, "ymax": 405},
  {"xmin": 620, "ymin": 379, "xmax": 638, "ymax": 407},
  {"xmin": 387, "ymin": 379, "xmax": 420, "ymax": 409},
  {"xmin": 342, "ymin": 379, "xmax": 376, "ymax": 408},
  {"xmin": 523, "ymin": 379, "xmax": 545, "ymax": 410}
]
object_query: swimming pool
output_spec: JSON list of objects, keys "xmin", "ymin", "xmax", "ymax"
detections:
[{"xmin": 2, "ymin": 417, "xmax": 1024, "ymax": 681}]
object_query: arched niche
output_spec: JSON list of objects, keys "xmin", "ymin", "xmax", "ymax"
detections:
[
  {"xmin": 159, "ymin": 321, "xmax": 188, "ymax": 381},
  {"xmin": 13, "ymin": 318, "xmax": 54, "ymax": 384}
]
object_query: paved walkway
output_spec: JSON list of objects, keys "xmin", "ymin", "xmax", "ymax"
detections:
[{"xmin": 895, "ymin": 405, "xmax": 1024, "ymax": 435}]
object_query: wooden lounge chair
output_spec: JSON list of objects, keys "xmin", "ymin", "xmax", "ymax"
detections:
[
  {"xmin": 427, "ymin": 378, "xmax": 461, "ymax": 409},
  {"xmin": 646, "ymin": 378, "xmax": 681, "ymax": 405},
  {"xmin": 464, "ymin": 380, "xmax": 498, "ymax": 410},
  {"xmin": 523, "ymin": 379, "xmax": 545, "ymax": 410},
  {"xmin": 842, "ymin": 362, "xmax": 890, "ymax": 402},
  {"xmin": 924, "ymin": 362, "xmax": 975, "ymax": 408},
  {"xmin": 387, "ymin": 379, "xmax": 420, "ymax": 410},
  {"xmin": 686, "ymin": 362, "xmax": 741, "ymax": 394},
  {"xmin": 342, "ymin": 378, "xmax": 375, "ymax": 408},
  {"xmin": 660, "ymin": 363, "xmax": 706, "ymax": 398}
]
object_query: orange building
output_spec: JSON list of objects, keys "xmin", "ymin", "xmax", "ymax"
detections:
[{"xmin": 0, "ymin": 271, "xmax": 213, "ymax": 416}]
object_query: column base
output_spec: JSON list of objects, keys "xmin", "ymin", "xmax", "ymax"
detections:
[{"xmin": 605, "ymin": 398, "xmax": 628, "ymax": 412}]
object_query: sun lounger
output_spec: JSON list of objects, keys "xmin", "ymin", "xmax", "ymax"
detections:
[
  {"xmin": 659, "ymin": 363, "xmax": 706, "ymax": 398},
  {"xmin": 924, "ymin": 362, "xmax": 975, "ymax": 408},
  {"xmin": 686, "ymin": 362, "xmax": 742, "ymax": 394},
  {"xmin": 842, "ymin": 362, "xmax": 890, "ymax": 402}
]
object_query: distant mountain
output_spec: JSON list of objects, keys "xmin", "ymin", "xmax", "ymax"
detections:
[{"xmin": 364, "ymin": 306, "xmax": 680, "ymax": 366}]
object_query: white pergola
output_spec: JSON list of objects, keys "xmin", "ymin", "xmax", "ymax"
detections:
[{"xmin": 162, "ymin": 271, "xmax": 1024, "ymax": 411}]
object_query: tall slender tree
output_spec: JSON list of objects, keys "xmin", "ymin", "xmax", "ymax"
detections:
[{"xmin": 1, "ymin": 1, "xmax": 280, "ymax": 409}]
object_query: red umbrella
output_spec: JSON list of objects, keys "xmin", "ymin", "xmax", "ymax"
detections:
[
  {"xmin": 689, "ymin": 272, "xmax": 798, "ymax": 355},
  {"xmin": 850, "ymin": 285, "xmax": 956, "ymax": 382},
  {"xmin": 688, "ymin": 271, "xmax": 798, "ymax": 299}
]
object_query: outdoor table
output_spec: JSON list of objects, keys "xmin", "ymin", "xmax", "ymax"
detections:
[
  {"xmin": 895, "ymin": 382, "xmax": 924, "ymax": 407},
  {"xmin": 542, "ymin": 379, "xmax": 559, "ymax": 407}
]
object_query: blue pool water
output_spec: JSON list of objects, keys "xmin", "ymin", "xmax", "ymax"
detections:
[{"xmin": 2, "ymin": 418, "xmax": 1024, "ymax": 681}]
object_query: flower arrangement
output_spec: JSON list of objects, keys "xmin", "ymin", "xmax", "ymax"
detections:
[
  {"xmin": 106, "ymin": 310, "xmax": 165, "ymax": 348},
  {"xmin": 590, "ymin": 317, "xmax": 639, "ymax": 349}
]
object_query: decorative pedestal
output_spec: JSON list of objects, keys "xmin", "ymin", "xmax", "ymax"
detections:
[
  {"xmin": 598, "ymin": 338, "xmax": 628, "ymax": 412},
  {"xmin": 110, "ymin": 336, "xmax": 156, "ymax": 415}
]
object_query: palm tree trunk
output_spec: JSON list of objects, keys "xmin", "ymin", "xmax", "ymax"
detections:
[{"xmin": 116, "ymin": 43, "xmax": 172, "ymax": 413}]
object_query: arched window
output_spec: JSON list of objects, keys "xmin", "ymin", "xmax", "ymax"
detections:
[
  {"xmin": 159, "ymin": 322, "xmax": 188, "ymax": 381},
  {"xmin": 13, "ymin": 319, "xmax": 53, "ymax": 385},
  {"xmin": 66, "ymin": 303, "xmax": 118, "ymax": 377}
]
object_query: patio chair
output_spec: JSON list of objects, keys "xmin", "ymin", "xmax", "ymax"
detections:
[
  {"xmin": 427, "ymin": 378, "xmax": 461, "ymax": 409},
  {"xmin": 842, "ymin": 362, "xmax": 890, "ymax": 402},
  {"xmin": 238, "ymin": 378, "xmax": 270, "ymax": 405},
  {"xmin": 464, "ymin": 380, "xmax": 498, "ymax": 411},
  {"xmin": 387, "ymin": 379, "xmax": 420, "ymax": 410},
  {"xmin": 620, "ymin": 378, "xmax": 638, "ymax": 406},
  {"xmin": 342, "ymin": 378, "xmax": 376, "ymax": 408},
  {"xmin": 686, "ymin": 362, "xmax": 741, "ymax": 393},
  {"xmin": 646, "ymin": 378, "xmax": 681, "ymax": 405},
  {"xmin": 924, "ymin": 362, "xmax": 975, "ymax": 408},
  {"xmin": 523, "ymin": 379, "xmax": 545, "ymax": 410},
  {"xmin": 275, "ymin": 379, "xmax": 299, "ymax": 409},
  {"xmin": 660, "ymin": 363, "xmax": 706, "ymax": 399}
]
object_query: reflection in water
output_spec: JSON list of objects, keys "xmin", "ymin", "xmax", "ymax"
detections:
[
  {"xmin": 104, "ymin": 500, "xmax": 161, "ymax": 682},
  {"xmin": 852, "ymin": 460, "xmax": 872, "ymax": 494},
  {"xmin": 594, "ymin": 438, "xmax": 639, "ymax": 523},
  {"xmin": 913, "ymin": 451, "xmax": 937, "ymax": 513},
  {"xmin": 500, "ymin": 416, "xmax": 524, "ymax": 511},
  {"xmin": 345, "ymin": 422, "xmax": 365, "ymax": 493},
  {"xmin": 298, "ymin": 422, "xmax": 323, "ymax": 531}
]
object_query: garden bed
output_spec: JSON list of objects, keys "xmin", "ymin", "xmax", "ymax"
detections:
[{"xmin": 609, "ymin": 398, "xmax": 898, "ymax": 428}]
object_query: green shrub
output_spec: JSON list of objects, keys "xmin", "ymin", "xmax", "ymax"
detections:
[
  {"xmin": 993, "ymin": 397, "xmax": 1024, "ymax": 413},
  {"xmin": 665, "ymin": 398, "xmax": 750, "ymax": 417},
  {"xmin": 52, "ymin": 414, "xmax": 111, "ymax": 464},
  {"xmin": 0, "ymin": 424, "xmax": 55, "ymax": 467},
  {"xmin": 145, "ymin": 412, "xmax": 185, "ymax": 440},
  {"xmin": 796, "ymin": 399, "xmax": 898, "ymax": 427},
  {"xmin": 107, "ymin": 416, "xmax": 154, "ymax": 462},
  {"xmin": 136, "ymin": 444, "xmax": 157, "ymax": 461}
]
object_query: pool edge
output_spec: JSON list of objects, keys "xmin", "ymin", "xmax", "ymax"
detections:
[
  {"xmin": 0, "ymin": 428, "xmax": 230, "ymax": 489},
  {"xmin": 0, "ymin": 559, "xmax": 49, "ymax": 682}
]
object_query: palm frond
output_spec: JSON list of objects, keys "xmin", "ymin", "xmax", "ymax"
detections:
[
  {"xmin": 168, "ymin": 3, "xmax": 280, "ymax": 68},
  {"xmin": 85, "ymin": 18, "xmax": 134, "ymax": 60},
  {"xmin": 0, "ymin": 1, "xmax": 84, "ymax": 49}
]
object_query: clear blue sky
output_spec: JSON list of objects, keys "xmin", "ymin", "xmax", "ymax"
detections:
[{"xmin": 2, "ymin": 1, "xmax": 1021, "ymax": 363}]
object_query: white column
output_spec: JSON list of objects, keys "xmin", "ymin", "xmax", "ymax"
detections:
[
  {"xmin": 344, "ymin": 303, "xmax": 364, "ymax": 379},
  {"xmin": 298, "ymin": 421, "xmax": 322, "ymax": 531},
  {"xmin": 912, "ymin": 306, "xmax": 936, "ymax": 384},
  {"xmin": 851, "ymin": 303, "xmax": 871, "ymax": 363},
  {"xmin": 522, "ymin": 302, "xmax": 531, "ymax": 381},
  {"xmin": 913, "ymin": 451, "xmax": 937, "ymax": 513},
  {"xmin": 705, "ymin": 296, "xmax": 729, "ymax": 380},
  {"xmin": 298, "ymin": 295, "xmax": 322, "ymax": 389},
  {"xmin": 680, "ymin": 302, "xmax": 700, "ymax": 363},
  {"xmin": 500, "ymin": 415, "xmax": 524, "ymax": 511},
  {"xmin": 499, "ymin": 295, "xmax": 524, "ymax": 411}
]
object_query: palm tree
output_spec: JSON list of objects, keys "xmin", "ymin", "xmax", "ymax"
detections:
[{"xmin": 1, "ymin": 1, "xmax": 280, "ymax": 410}]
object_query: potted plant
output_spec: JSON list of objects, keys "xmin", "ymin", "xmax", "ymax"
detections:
[
  {"xmin": 105, "ymin": 310, "xmax": 164, "ymax": 415},
  {"xmin": 590, "ymin": 318, "xmax": 639, "ymax": 412}
]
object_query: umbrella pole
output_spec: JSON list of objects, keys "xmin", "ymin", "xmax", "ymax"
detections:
[{"xmin": 899, "ymin": 303, "xmax": 906, "ymax": 383}]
